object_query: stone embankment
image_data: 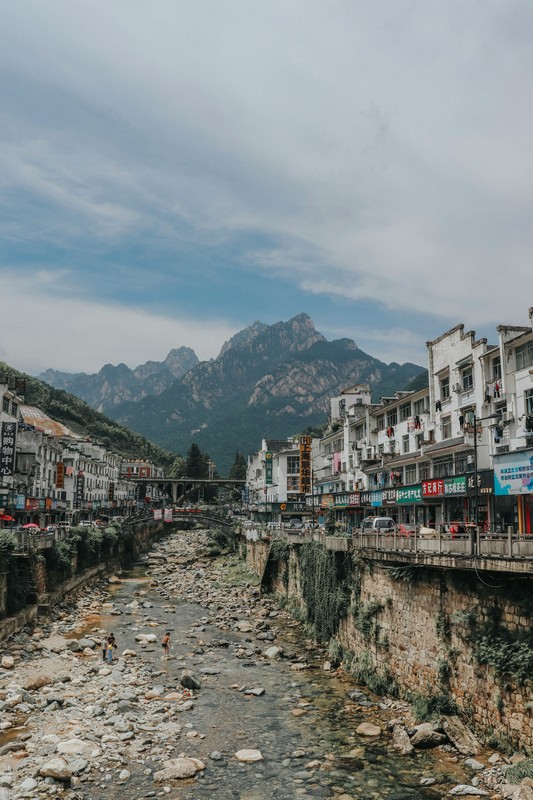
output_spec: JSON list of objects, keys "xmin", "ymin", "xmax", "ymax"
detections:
[{"xmin": 0, "ymin": 529, "xmax": 531, "ymax": 799}]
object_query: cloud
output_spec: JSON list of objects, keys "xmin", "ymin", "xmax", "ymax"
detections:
[
  {"xmin": 0, "ymin": 269, "xmax": 237, "ymax": 374},
  {"xmin": 1, "ymin": 0, "xmax": 532, "ymax": 369}
]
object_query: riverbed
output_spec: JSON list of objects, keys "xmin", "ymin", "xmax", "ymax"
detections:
[{"xmin": 0, "ymin": 529, "xmax": 491, "ymax": 799}]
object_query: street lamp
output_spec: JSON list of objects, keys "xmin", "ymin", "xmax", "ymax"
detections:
[{"xmin": 472, "ymin": 411, "xmax": 502, "ymax": 530}]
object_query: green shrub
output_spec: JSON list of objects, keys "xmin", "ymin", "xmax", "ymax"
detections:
[
  {"xmin": 506, "ymin": 757, "xmax": 533, "ymax": 783},
  {"xmin": 409, "ymin": 691, "xmax": 457, "ymax": 721},
  {"xmin": 299, "ymin": 542, "xmax": 352, "ymax": 641}
]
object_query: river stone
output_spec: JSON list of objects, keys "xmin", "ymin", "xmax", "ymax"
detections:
[
  {"xmin": 264, "ymin": 646, "xmax": 283, "ymax": 659},
  {"xmin": 235, "ymin": 749, "xmax": 264, "ymax": 762},
  {"xmin": 464, "ymin": 758, "xmax": 485, "ymax": 771},
  {"xmin": 79, "ymin": 637, "xmax": 96, "ymax": 649},
  {"xmin": 448, "ymin": 786, "xmax": 489, "ymax": 796},
  {"xmin": 153, "ymin": 757, "xmax": 201, "ymax": 781},
  {"xmin": 392, "ymin": 724, "xmax": 414, "ymax": 755},
  {"xmin": 39, "ymin": 757, "xmax": 73, "ymax": 780},
  {"xmin": 410, "ymin": 723, "xmax": 448, "ymax": 748},
  {"xmin": 57, "ymin": 738, "xmax": 97, "ymax": 758},
  {"xmin": 356, "ymin": 723, "xmax": 382, "ymax": 737},
  {"xmin": 20, "ymin": 777, "xmax": 38, "ymax": 791},
  {"xmin": 180, "ymin": 670, "xmax": 202, "ymax": 690},
  {"xmin": 443, "ymin": 716, "xmax": 482, "ymax": 756},
  {"xmin": 39, "ymin": 635, "xmax": 67, "ymax": 653},
  {"xmin": 66, "ymin": 640, "xmax": 82, "ymax": 652},
  {"xmin": 135, "ymin": 633, "xmax": 157, "ymax": 643}
]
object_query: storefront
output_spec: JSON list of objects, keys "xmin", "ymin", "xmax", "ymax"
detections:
[{"xmin": 494, "ymin": 450, "xmax": 533, "ymax": 534}]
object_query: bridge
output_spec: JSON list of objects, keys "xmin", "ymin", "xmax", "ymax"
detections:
[{"xmin": 130, "ymin": 476, "xmax": 245, "ymax": 505}]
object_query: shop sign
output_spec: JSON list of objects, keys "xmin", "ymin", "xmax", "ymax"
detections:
[
  {"xmin": 444, "ymin": 476, "xmax": 466, "ymax": 496},
  {"xmin": 56, "ymin": 463, "xmax": 65, "ymax": 489},
  {"xmin": 15, "ymin": 494, "xmax": 25, "ymax": 509},
  {"xmin": 74, "ymin": 472, "xmax": 85, "ymax": 509},
  {"xmin": 382, "ymin": 488, "xmax": 396, "ymax": 505},
  {"xmin": 153, "ymin": 509, "xmax": 163, "ymax": 520},
  {"xmin": 360, "ymin": 491, "xmax": 372, "ymax": 505},
  {"xmin": 299, "ymin": 436, "xmax": 311, "ymax": 494},
  {"xmin": 0, "ymin": 421, "xmax": 17, "ymax": 477},
  {"xmin": 396, "ymin": 485, "xmax": 422, "ymax": 503},
  {"xmin": 494, "ymin": 451, "xmax": 533, "ymax": 495},
  {"xmin": 422, "ymin": 479, "xmax": 445, "ymax": 497},
  {"xmin": 45, "ymin": 498, "xmax": 52, "ymax": 509},
  {"xmin": 25, "ymin": 498, "xmax": 38, "ymax": 510},
  {"xmin": 272, "ymin": 501, "xmax": 309, "ymax": 513},
  {"xmin": 347, "ymin": 492, "xmax": 360, "ymax": 506},
  {"xmin": 466, "ymin": 470, "xmax": 494, "ymax": 495},
  {"xmin": 265, "ymin": 452, "xmax": 273, "ymax": 485},
  {"xmin": 320, "ymin": 494, "xmax": 335, "ymax": 508},
  {"xmin": 371, "ymin": 490, "xmax": 382, "ymax": 507}
]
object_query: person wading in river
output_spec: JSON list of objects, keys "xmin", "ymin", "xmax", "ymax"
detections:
[{"xmin": 161, "ymin": 631, "xmax": 171, "ymax": 659}]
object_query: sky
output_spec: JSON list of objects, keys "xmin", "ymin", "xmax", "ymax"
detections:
[{"xmin": 1, "ymin": 0, "xmax": 532, "ymax": 376}]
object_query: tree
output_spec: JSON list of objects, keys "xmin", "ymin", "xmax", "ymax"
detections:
[
  {"xmin": 229, "ymin": 451, "xmax": 246, "ymax": 480},
  {"xmin": 168, "ymin": 454, "xmax": 187, "ymax": 478},
  {"xmin": 325, "ymin": 506, "xmax": 336, "ymax": 536},
  {"xmin": 185, "ymin": 443, "xmax": 209, "ymax": 479}
]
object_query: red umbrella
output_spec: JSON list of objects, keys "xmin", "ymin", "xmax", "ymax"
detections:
[
  {"xmin": 22, "ymin": 523, "xmax": 39, "ymax": 529},
  {"xmin": 0, "ymin": 514, "xmax": 15, "ymax": 521}
]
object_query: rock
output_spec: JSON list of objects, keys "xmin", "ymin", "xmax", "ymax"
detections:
[
  {"xmin": 78, "ymin": 637, "xmax": 96, "ymax": 650},
  {"xmin": 244, "ymin": 688, "xmax": 265, "ymax": 696},
  {"xmin": 57, "ymin": 738, "xmax": 98, "ymax": 758},
  {"xmin": 264, "ymin": 646, "xmax": 283, "ymax": 659},
  {"xmin": 448, "ymin": 786, "xmax": 489, "ymax": 796},
  {"xmin": 153, "ymin": 757, "xmax": 204, "ymax": 781},
  {"xmin": 409, "ymin": 722, "xmax": 448, "ymax": 748},
  {"xmin": 180, "ymin": 670, "xmax": 202, "ymax": 690},
  {"xmin": 1, "ymin": 656, "xmax": 14, "ymax": 669},
  {"xmin": 39, "ymin": 756, "xmax": 73, "ymax": 781},
  {"xmin": 442, "ymin": 715, "xmax": 482, "ymax": 756},
  {"xmin": 356, "ymin": 723, "xmax": 382, "ymax": 737},
  {"xmin": 392, "ymin": 724, "xmax": 414, "ymax": 755},
  {"xmin": 135, "ymin": 633, "xmax": 157, "ymax": 643},
  {"xmin": 465, "ymin": 758, "xmax": 485, "ymax": 771},
  {"xmin": 39, "ymin": 635, "xmax": 67, "ymax": 653},
  {"xmin": 210, "ymin": 751, "xmax": 223, "ymax": 761},
  {"xmin": 235, "ymin": 749, "xmax": 263, "ymax": 762},
  {"xmin": 119, "ymin": 769, "xmax": 130, "ymax": 780},
  {"xmin": 20, "ymin": 777, "xmax": 39, "ymax": 791}
]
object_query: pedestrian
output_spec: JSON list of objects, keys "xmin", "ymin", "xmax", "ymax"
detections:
[
  {"xmin": 107, "ymin": 634, "xmax": 116, "ymax": 665},
  {"xmin": 101, "ymin": 634, "xmax": 107, "ymax": 662},
  {"xmin": 161, "ymin": 631, "xmax": 171, "ymax": 659}
]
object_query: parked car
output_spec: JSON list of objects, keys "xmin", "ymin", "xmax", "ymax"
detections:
[
  {"xmin": 396, "ymin": 523, "xmax": 416, "ymax": 536},
  {"xmin": 287, "ymin": 519, "xmax": 305, "ymax": 529},
  {"xmin": 358, "ymin": 517, "xmax": 396, "ymax": 533}
]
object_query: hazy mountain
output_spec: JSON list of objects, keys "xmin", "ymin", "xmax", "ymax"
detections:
[{"xmin": 39, "ymin": 347, "xmax": 199, "ymax": 414}]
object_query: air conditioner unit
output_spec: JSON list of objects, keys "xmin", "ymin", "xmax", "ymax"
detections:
[
  {"xmin": 502, "ymin": 411, "xmax": 514, "ymax": 423},
  {"xmin": 452, "ymin": 383, "xmax": 461, "ymax": 393},
  {"xmin": 495, "ymin": 444, "xmax": 509, "ymax": 454}
]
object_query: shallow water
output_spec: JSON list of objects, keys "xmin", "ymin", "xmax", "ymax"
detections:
[{"xmin": 62, "ymin": 553, "xmax": 470, "ymax": 800}]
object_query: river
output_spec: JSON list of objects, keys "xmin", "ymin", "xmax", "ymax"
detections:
[{"xmin": 0, "ymin": 528, "xmax": 478, "ymax": 799}]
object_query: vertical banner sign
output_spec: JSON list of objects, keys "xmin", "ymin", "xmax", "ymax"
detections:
[
  {"xmin": 265, "ymin": 452, "xmax": 273, "ymax": 485},
  {"xmin": 108, "ymin": 481, "xmax": 115, "ymax": 501},
  {"xmin": 0, "ymin": 422, "xmax": 17, "ymax": 477},
  {"xmin": 55, "ymin": 463, "xmax": 65, "ymax": 489},
  {"xmin": 299, "ymin": 436, "xmax": 312, "ymax": 494},
  {"xmin": 74, "ymin": 472, "xmax": 85, "ymax": 509}
]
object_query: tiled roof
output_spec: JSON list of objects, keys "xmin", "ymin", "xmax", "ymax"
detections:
[{"xmin": 20, "ymin": 406, "xmax": 81, "ymax": 439}]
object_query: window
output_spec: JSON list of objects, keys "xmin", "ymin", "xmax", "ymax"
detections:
[
  {"xmin": 440, "ymin": 375, "xmax": 450, "ymax": 400},
  {"xmin": 525, "ymin": 388, "xmax": 533, "ymax": 415},
  {"xmin": 2, "ymin": 397, "xmax": 9, "ymax": 413},
  {"xmin": 419, "ymin": 462, "xmax": 430, "ymax": 481},
  {"xmin": 441, "ymin": 416, "xmax": 452, "ymax": 439},
  {"xmin": 461, "ymin": 366, "xmax": 473, "ymax": 392},
  {"xmin": 433, "ymin": 455, "xmax": 454, "ymax": 478},
  {"xmin": 492, "ymin": 356, "xmax": 501, "ymax": 381},
  {"xmin": 355, "ymin": 424, "xmax": 365, "ymax": 439},
  {"xmin": 413, "ymin": 398, "xmax": 426, "ymax": 416},
  {"xmin": 400, "ymin": 403, "xmax": 411, "ymax": 421},
  {"xmin": 516, "ymin": 341, "xmax": 533, "ymax": 371},
  {"xmin": 405, "ymin": 464, "xmax": 417, "ymax": 484},
  {"xmin": 402, "ymin": 434, "xmax": 410, "ymax": 454},
  {"xmin": 387, "ymin": 410, "xmax": 398, "ymax": 427},
  {"xmin": 287, "ymin": 475, "xmax": 300, "ymax": 491},
  {"xmin": 287, "ymin": 456, "xmax": 300, "ymax": 474},
  {"xmin": 376, "ymin": 415, "xmax": 384, "ymax": 430}
]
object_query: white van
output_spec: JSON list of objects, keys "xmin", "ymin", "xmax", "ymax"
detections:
[{"xmin": 359, "ymin": 517, "xmax": 396, "ymax": 533}]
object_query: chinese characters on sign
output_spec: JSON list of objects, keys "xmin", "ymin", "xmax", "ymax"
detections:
[
  {"xmin": 55, "ymin": 463, "xmax": 65, "ymax": 489},
  {"xmin": 299, "ymin": 436, "xmax": 312, "ymax": 494},
  {"xmin": 264, "ymin": 452, "xmax": 273, "ymax": 485},
  {"xmin": 0, "ymin": 422, "xmax": 17, "ymax": 477},
  {"xmin": 74, "ymin": 472, "xmax": 85, "ymax": 509}
]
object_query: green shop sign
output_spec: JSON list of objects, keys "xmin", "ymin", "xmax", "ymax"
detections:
[
  {"xmin": 396, "ymin": 485, "xmax": 422, "ymax": 503},
  {"xmin": 265, "ymin": 452, "xmax": 273, "ymax": 485}
]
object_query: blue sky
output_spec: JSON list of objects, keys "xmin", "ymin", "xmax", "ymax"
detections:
[{"xmin": 1, "ymin": 1, "xmax": 532, "ymax": 375}]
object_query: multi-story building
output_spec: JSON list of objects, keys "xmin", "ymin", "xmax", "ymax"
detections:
[{"xmin": 248, "ymin": 306, "xmax": 533, "ymax": 534}]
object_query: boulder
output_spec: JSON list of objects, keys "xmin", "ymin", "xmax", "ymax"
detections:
[
  {"xmin": 180, "ymin": 670, "xmax": 202, "ymax": 690},
  {"xmin": 448, "ymin": 786, "xmax": 489, "ymax": 796},
  {"xmin": 153, "ymin": 757, "xmax": 204, "ymax": 781},
  {"xmin": 392, "ymin": 724, "xmax": 414, "ymax": 755},
  {"xmin": 410, "ymin": 722, "xmax": 448, "ymax": 748},
  {"xmin": 1, "ymin": 656, "xmax": 14, "ymax": 670},
  {"xmin": 264, "ymin": 646, "xmax": 283, "ymax": 659},
  {"xmin": 39, "ymin": 757, "xmax": 73, "ymax": 781},
  {"xmin": 356, "ymin": 723, "xmax": 382, "ymax": 737},
  {"xmin": 442, "ymin": 715, "xmax": 482, "ymax": 756}
]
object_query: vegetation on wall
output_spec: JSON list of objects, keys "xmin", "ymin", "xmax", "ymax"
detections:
[
  {"xmin": 0, "ymin": 530, "xmax": 33, "ymax": 615},
  {"xmin": 299, "ymin": 542, "xmax": 353, "ymax": 641}
]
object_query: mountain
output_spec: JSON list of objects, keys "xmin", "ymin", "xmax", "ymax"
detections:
[
  {"xmin": 104, "ymin": 314, "xmax": 425, "ymax": 472},
  {"xmin": 0, "ymin": 362, "xmax": 175, "ymax": 470},
  {"xmin": 39, "ymin": 347, "xmax": 199, "ymax": 414}
]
